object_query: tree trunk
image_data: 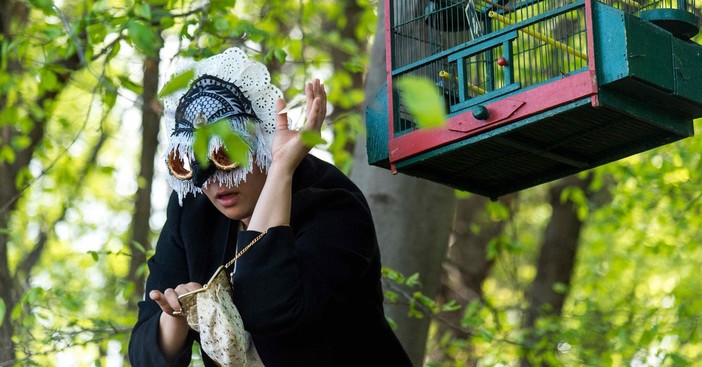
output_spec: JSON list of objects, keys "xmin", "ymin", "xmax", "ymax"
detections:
[
  {"xmin": 429, "ymin": 193, "xmax": 516, "ymax": 365},
  {"xmin": 128, "ymin": 53, "xmax": 161, "ymax": 308},
  {"xmin": 520, "ymin": 175, "xmax": 592, "ymax": 366},
  {"xmin": 351, "ymin": 2, "xmax": 456, "ymax": 365},
  {"xmin": 0, "ymin": 0, "xmax": 82, "ymax": 362}
]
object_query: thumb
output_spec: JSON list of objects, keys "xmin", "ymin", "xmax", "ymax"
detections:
[{"xmin": 275, "ymin": 98, "xmax": 289, "ymax": 131}]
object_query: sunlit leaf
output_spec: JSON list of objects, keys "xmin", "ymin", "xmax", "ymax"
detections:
[
  {"xmin": 0, "ymin": 145, "xmax": 15, "ymax": 164},
  {"xmin": 211, "ymin": 120, "xmax": 251, "ymax": 166},
  {"xmin": 132, "ymin": 241, "xmax": 146, "ymax": 253},
  {"xmin": 300, "ymin": 130, "xmax": 327, "ymax": 148},
  {"xmin": 405, "ymin": 273, "xmax": 420, "ymax": 287},
  {"xmin": 382, "ymin": 266, "xmax": 405, "ymax": 284},
  {"xmin": 0, "ymin": 298, "xmax": 4, "ymax": 326},
  {"xmin": 193, "ymin": 120, "xmax": 251, "ymax": 167},
  {"xmin": 126, "ymin": 19, "xmax": 162, "ymax": 57},
  {"xmin": 28, "ymin": 0, "xmax": 54, "ymax": 14},
  {"xmin": 133, "ymin": 3, "xmax": 152, "ymax": 20},
  {"xmin": 88, "ymin": 251, "xmax": 99, "ymax": 262},
  {"xmin": 478, "ymin": 329, "xmax": 494, "ymax": 342},
  {"xmin": 119, "ymin": 76, "xmax": 143, "ymax": 95},
  {"xmin": 160, "ymin": 15, "xmax": 175, "ymax": 29},
  {"xmin": 384, "ymin": 290, "xmax": 398, "ymax": 303},
  {"xmin": 158, "ymin": 68, "xmax": 194, "ymax": 98},
  {"xmin": 395, "ymin": 76, "xmax": 446, "ymax": 128},
  {"xmin": 440, "ymin": 300, "xmax": 462, "ymax": 312},
  {"xmin": 106, "ymin": 41, "xmax": 121, "ymax": 62},
  {"xmin": 193, "ymin": 127, "xmax": 211, "ymax": 167},
  {"xmin": 343, "ymin": 61, "xmax": 365, "ymax": 73}
]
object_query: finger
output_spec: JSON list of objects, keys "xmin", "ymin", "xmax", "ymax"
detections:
[
  {"xmin": 163, "ymin": 288, "xmax": 183, "ymax": 316},
  {"xmin": 149, "ymin": 290, "xmax": 163, "ymax": 303},
  {"xmin": 150, "ymin": 290, "xmax": 177, "ymax": 316},
  {"xmin": 305, "ymin": 81, "xmax": 314, "ymax": 114},
  {"xmin": 176, "ymin": 282, "xmax": 203, "ymax": 293},
  {"xmin": 318, "ymin": 83, "xmax": 327, "ymax": 119},
  {"xmin": 275, "ymin": 98, "xmax": 289, "ymax": 131},
  {"xmin": 305, "ymin": 97, "xmax": 322, "ymax": 131}
]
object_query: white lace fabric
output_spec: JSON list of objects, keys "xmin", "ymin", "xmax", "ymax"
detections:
[
  {"xmin": 179, "ymin": 266, "xmax": 265, "ymax": 366},
  {"xmin": 162, "ymin": 47, "xmax": 283, "ymax": 204}
]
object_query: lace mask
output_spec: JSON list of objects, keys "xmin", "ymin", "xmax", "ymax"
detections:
[{"xmin": 161, "ymin": 47, "xmax": 283, "ymax": 205}]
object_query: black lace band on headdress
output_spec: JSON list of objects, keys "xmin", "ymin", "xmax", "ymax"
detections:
[{"xmin": 173, "ymin": 75, "xmax": 260, "ymax": 136}]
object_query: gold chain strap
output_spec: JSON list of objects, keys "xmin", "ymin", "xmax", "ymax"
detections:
[{"xmin": 225, "ymin": 231, "xmax": 266, "ymax": 269}]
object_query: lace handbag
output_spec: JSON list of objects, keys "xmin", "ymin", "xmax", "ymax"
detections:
[{"xmin": 177, "ymin": 232, "xmax": 266, "ymax": 367}]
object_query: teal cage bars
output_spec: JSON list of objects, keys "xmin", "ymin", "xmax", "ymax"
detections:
[{"xmin": 366, "ymin": 0, "xmax": 702, "ymax": 199}]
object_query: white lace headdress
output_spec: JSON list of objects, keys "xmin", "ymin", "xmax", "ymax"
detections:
[{"xmin": 162, "ymin": 47, "xmax": 283, "ymax": 204}]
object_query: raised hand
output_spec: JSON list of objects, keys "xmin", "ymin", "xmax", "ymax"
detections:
[{"xmin": 271, "ymin": 78, "xmax": 327, "ymax": 174}]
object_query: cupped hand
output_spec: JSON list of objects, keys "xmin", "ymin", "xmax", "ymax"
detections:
[
  {"xmin": 149, "ymin": 282, "xmax": 203, "ymax": 318},
  {"xmin": 271, "ymin": 78, "xmax": 327, "ymax": 173}
]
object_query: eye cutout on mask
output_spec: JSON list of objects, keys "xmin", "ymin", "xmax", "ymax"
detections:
[
  {"xmin": 167, "ymin": 147, "xmax": 240, "ymax": 181},
  {"xmin": 210, "ymin": 147, "xmax": 240, "ymax": 171},
  {"xmin": 167, "ymin": 150, "xmax": 193, "ymax": 180}
]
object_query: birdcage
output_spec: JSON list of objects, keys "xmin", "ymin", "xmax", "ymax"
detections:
[{"xmin": 366, "ymin": 0, "xmax": 702, "ymax": 199}]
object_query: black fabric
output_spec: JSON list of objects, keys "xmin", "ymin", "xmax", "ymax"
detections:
[
  {"xmin": 190, "ymin": 159, "xmax": 216, "ymax": 188},
  {"xmin": 128, "ymin": 154, "xmax": 412, "ymax": 366}
]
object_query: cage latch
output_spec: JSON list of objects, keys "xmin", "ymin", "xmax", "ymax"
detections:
[{"xmin": 448, "ymin": 99, "xmax": 525, "ymax": 133}]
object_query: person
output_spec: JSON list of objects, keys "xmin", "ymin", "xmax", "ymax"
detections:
[{"xmin": 128, "ymin": 47, "xmax": 413, "ymax": 366}]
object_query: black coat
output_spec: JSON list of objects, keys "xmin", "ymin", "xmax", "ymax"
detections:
[{"xmin": 129, "ymin": 155, "xmax": 412, "ymax": 366}]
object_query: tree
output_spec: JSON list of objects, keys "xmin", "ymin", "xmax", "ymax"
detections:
[
  {"xmin": 351, "ymin": 3, "xmax": 456, "ymax": 365},
  {"xmin": 0, "ymin": 0, "xmax": 379, "ymax": 365},
  {"xmin": 1, "ymin": 0, "xmax": 86, "ymax": 362}
]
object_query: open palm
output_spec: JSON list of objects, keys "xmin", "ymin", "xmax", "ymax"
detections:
[{"xmin": 271, "ymin": 79, "xmax": 327, "ymax": 173}]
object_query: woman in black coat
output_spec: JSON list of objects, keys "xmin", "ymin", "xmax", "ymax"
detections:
[{"xmin": 128, "ymin": 48, "xmax": 412, "ymax": 366}]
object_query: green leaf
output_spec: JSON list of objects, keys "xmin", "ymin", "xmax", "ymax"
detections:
[
  {"xmin": 119, "ymin": 76, "xmax": 143, "ymax": 95},
  {"xmin": 0, "ymin": 145, "xmax": 15, "ymax": 164},
  {"xmin": 486, "ymin": 237, "xmax": 501, "ymax": 260},
  {"xmin": 193, "ymin": 120, "xmax": 252, "ymax": 167},
  {"xmin": 343, "ymin": 61, "xmax": 365, "ymax": 73},
  {"xmin": 405, "ymin": 273, "xmax": 420, "ymax": 287},
  {"xmin": 300, "ymin": 130, "xmax": 327, "ymax": 148},
  {"xmin": 384, "ymin": 290, "xmax": 399, "ymax": 303},
  {"xmin": 273, "ymin": 48, "xmax": 287, "ymax": 63},
  {"xmin": 667, "ymin": 353, "xmax": 690, "ymax": 366},
  {"xmin": 441, "ymin": 300, "xmax": 462, "ymax": 312},
  {"xmin": 133, "ymin": 3, "xmax": 152, "ymax": 20},
  {"xmin": 158, "ymin": 68, "xmax": 194, "ymax": 98},
  {"xmin": 0, "ymin": 298, "xmax": 5, "ymax": 327},
  {"xmin": 211, "ymin": 121, "xmax": 251, "ymax": 166},
  {"xmin": 414, "ymin": 292, "xmax": 438, "ymax": 313},
  {"xmin": 553, "ymin": 282, "xmax": 568, "ymax": 294},
  {"xmin": 126, "ymin": 19, "xmax": 162, "ymax": 57},
  {"xmin": 88, "ymin": 251, "xmax": 99, "ymax": 262},
  {"xmin": 395, "ymin": 76, "xmax": 446, "ymax": 128},
  {"xmin": 193, "ymin": 127, "xmax": 211, "ymax": 167},
  {"xmin": 132, "ymin": 241, "xmax": 145, "ymax": 253},
  {"xmin": 214, "ymin": 18, "xmax": 230, "ymax": 32},
  {"xmin": 28, "ymin": 0, "xmax": 54, "ymax": 14},
  {"xmin": 106, "ymin": 41, "xmax": 121, "ymax": 62},
  {"xmin": 478, "ymin": 329, "xmax": 494, "ymax": 342},
  {"xmin": 382, "ymin": 266, "xmax": 405, "ymax": 284},
  {"xmin": 160, "ymin": 15, "xmax": 175, "ymax": 29}
]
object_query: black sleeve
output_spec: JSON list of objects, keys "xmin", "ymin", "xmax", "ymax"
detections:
[
  {"xmin": 230, "ymin": 187, "xmax": 377, "ymax": 336},
  {"xmin": 128, "ymin": 192, "xmax": 196, "ymax": 366}
]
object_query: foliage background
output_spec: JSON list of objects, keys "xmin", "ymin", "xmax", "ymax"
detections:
[{"xmin": 1, "ymin": 0, "xmax": 701, "ymax": 366}]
